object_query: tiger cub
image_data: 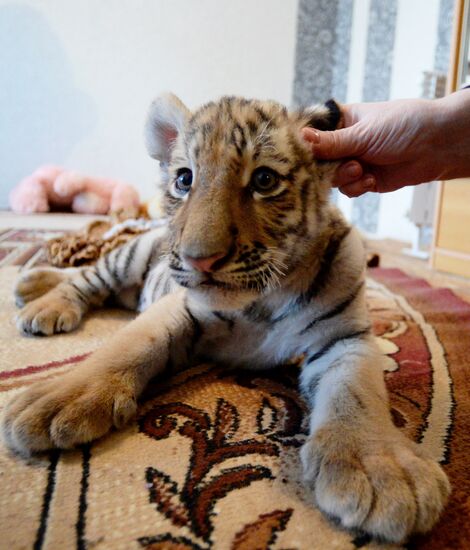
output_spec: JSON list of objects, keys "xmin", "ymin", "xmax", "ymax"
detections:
[{"xmin": 3, "ymin": 94, "xmax": 449, "ymax": 542}]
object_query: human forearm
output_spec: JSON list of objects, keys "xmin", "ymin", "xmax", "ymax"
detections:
[{"xmin": 431, "ymin": 89, "xmax": 470, "ymax": 181}]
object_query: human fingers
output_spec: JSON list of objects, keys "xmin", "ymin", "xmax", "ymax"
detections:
[
  {"xmin": 338, "ymin": 175, "xmax": 377, "ymax": 198},
  {"xmin": 332, "ymin": 161, "xmax": 364, "ymax": 187},
  {"xmin": 302, "ymin": 125, "xmax": 366, "ymax": 160}
]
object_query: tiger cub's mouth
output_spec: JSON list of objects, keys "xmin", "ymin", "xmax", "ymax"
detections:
[
  {"xmin": 198, "ymin": 275, "xmax": 240, "ymax": 290},
  {"xmin": 169, "ymin": 269, "xmax": 257, "ymax": 292},
  {"xmin": 169, "ymin": 262, "xmax": 286, "ymax": 294}
]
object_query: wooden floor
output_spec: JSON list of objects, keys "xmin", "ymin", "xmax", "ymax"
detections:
[{"xmin": 366, "ymin": 238, "xmax": 470, "ymax": 303}]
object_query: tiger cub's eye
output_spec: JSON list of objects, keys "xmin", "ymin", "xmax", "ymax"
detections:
[
  {"xmin": 250, "ymin": 168, "xmax": 279, "ymax": 195},
  {"xmin": 174, "ymin": 169, "xmax": 193, "ymax": 195}
]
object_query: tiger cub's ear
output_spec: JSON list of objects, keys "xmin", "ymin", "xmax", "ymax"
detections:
[
  {"xmin": 301, "ymin": 99, "xmax": 343, "ymax": 131},
  {"xmin": 145, "ymin": 93, "xmax": 191, "ymax": 164}
]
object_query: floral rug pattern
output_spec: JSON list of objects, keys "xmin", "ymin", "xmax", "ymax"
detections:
[{"xmin": 0, "ymin": 232, "xmax": 468, "ymax": 550}]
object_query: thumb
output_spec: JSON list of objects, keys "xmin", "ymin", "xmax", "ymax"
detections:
[{"xmin": 302, "ymin": 126, "xmax": 365, "ymax": 160}]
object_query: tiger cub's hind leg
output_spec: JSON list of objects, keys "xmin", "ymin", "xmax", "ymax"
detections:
[
  {"xmin": 14, "ymin": 229, "xmax": 168, "ymax": 336},
  {"xmin": 15, "ymin": 263, "xmax": 114, "ymax": 336},
  {"xmin": 15, "ymin": 267, "xmax": 79, "ymax": 307}
]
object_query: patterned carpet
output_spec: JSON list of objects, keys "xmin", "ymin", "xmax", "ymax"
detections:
[
  {"xmin": 0, "ymin": 229, "xmax": 469, "ymax": 550},
  {"xmin": 0, "ymin": 227, "xmax": 65, "ymax": 269}
]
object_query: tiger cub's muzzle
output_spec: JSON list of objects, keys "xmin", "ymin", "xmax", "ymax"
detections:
[{"xmin": 168, "ymin": 241, "xmax": 283, "ymax": 293}]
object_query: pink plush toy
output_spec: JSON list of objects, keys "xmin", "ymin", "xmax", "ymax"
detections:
[{"xmin": 9, "ymin": 165, "xmax": 140, "ymax": 215}]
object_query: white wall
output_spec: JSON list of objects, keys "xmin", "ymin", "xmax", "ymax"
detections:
[
  {"xmin": 337, "ymin": 0, "xmax": 371, "ymax": 222},
  {"xmin": 375, "ymin": 0, "xmax": 441, "ymax": 242},
  {"xmin": 339, "ymin": 0, "xmax": 442, "ymax": 242},
  {"xmin": 0, "ymin": 0, "xmax": 447, "ymax": 245},
  {"xmin": 0, "ymin": 0, "xmax": 298, "ymax": 206}
]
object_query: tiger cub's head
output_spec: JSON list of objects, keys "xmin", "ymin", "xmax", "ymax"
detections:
[{"xmin": 145, "ymin": 94, "xmax": 341, "ymax": 310}]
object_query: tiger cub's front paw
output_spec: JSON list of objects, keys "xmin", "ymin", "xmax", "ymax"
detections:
[
  {"xmin": 301, "ymin": 425, "xmax": 450, "ymax": 543},
  {"xmin": 2, "ymin": 372, "xmax": 137, "ymax": 456},
  {"xmin": 16, "ymin": 293, "xmax": 83, "ymax": 336}
]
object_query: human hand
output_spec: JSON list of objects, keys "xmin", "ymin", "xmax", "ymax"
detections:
[{"xmin": 303, "ymin": 98, "xmax": 450, "ymax": 197}]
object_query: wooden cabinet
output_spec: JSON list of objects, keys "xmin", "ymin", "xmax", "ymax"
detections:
[
  {"xmin": 434, "ymin": 179, "xmax": 470, "ymax": 276},
  {"xmin": 431, "ymin": 0, "xmax": 470, "ymax": 277}
]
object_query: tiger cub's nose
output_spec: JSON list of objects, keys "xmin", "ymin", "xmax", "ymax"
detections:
[{"xmin": 183, "ymin": 251, "xmax": 227, "ymax": 273}]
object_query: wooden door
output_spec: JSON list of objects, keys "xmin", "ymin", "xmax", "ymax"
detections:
[
  {"xmin": 433, "ymin": 179, "xmax": 470, "ymax": 276},
  {"xmin": 431, "ymin": 0, "xmax": 470, "ymax": 277}
]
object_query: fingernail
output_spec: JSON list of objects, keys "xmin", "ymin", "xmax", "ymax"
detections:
[
  {"xmin": 302, "ymin": 128, "xmax": 320, "ymax": 143},
  {"xmin": 363, "ymin": 176, "xmax": 376, "ymax": 191},
  {"xmin": 344, "ymin": 162, "xmax": 362, "ymax": 178}
]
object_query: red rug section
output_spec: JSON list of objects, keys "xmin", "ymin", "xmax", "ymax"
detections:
[
  {"xmin": 0, "ymin": 353, "xmax": 90, "ymax": 380},
  {"xmin": 370, "ymin": 268, "xmax": 470, "ymax": 550}
]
